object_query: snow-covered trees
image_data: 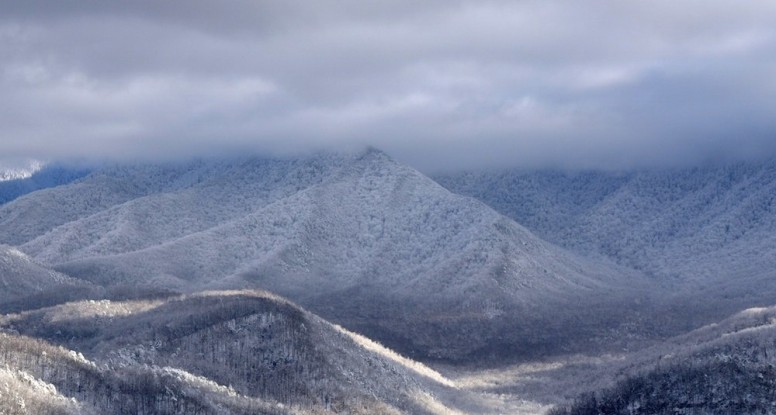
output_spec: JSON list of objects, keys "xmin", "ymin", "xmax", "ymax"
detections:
[{"xmin": 0, "ymin": 291, "xmax": 463, "ymax": 414}]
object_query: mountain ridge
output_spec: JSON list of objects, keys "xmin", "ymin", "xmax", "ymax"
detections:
[
  {"xmin": 1, "ymin": 289, "xmax": 483, "ymax": 414},
  {"xmin": 435, "ymin": 161, "xmax": 776, "ymax": 324},
  {"xmin": 1, "ymin": 149, "xmax": 654, "ymax": 361}
]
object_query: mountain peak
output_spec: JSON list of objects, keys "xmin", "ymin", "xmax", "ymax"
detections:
[
  {"xmin": 1, "ymin": 151, "xmax": 649, "ymax": 360},
  {"xmin": 360, "ymin": 145, "xmax": 391, "ymax": 159}
]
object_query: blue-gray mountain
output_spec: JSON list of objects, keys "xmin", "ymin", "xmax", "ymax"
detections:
[
  {"xmin": 435, "ymin": 161, "xmax": 776, "ymax": 326},
  {"xmin": 1, "ymin": 150, "xmax": 775, "ymax": 414},
  {"xmin": 0, "ymin": 150, "xmax": 652, "ymax": 361},
  {"xmin": 0, "ymin": 164, "xmax": 90, "ymax": 205}
]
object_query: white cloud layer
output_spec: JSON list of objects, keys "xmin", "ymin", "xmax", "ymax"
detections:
[{"xmin": 1, "ymin": 0, "xmax": 775, "ymax": 171}]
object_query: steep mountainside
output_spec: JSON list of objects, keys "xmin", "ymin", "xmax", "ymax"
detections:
[
  {"xmin": 435, "ymin": 162, "xmax": 776, "ymax": 319},
  {"xmin": 0, "ymin": 150, "xmax": 653, "ymax": 360},
  {"xmin": 0, "ymin": 290, "xmax": 478, "ymax": 415},
  {"xmin": 0, "ymin": 245, "xmax": 96, "ymax": 313},
  {"xmin": 549, "ymin": 306, "xmax": 776, "ymax": 415},
  {"xmin": 0, "ymin": 156, "xmax": 345, "ymax": 250},
  {"xmin": 0, "ymin": 332, "xmax": 317, "ymax": 415}
]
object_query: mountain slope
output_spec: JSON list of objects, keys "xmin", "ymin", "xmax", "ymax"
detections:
[
  {"xmin": 1, "ymin": 156, "xmax": 344, "ymax": 254},
  {"xmin": 548, "ymin": 305, "xmax": 776, "ymax": 415},
  {"xmin": 0, "ymin": 245, "xmax": 97, "ymax": 313},
  {"xmin": 1, "ymin": 290, "xmax": 479, "ymax": 415},
  {"xmin": 435, "ymin": 162, "xmax": 776, "ymax": 320},
  {"xmin": 435, "ymin": 162, "xmax": 776, "ymax": 283},
  {"xmin": 0, "ymin": 160, "xmax": 277, "ymax": 246},
  {"xmin": 0, "ymin": 332, "xmax": 309, "ymax": 415},
  {"xmin": 1, "ymin": 150, "xmax": 653, "ymax": 360}
]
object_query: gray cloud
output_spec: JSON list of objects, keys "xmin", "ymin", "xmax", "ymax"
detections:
[{"xmin": 1, "ymin": 0, "xmax": 775, "ymax": 171}]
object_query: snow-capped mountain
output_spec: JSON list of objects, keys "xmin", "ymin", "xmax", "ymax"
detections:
[
  {"xmin": 435, "ymin": 162, "xmax": 776, "ymax": 323},
  {"xmin": 0, "ymin": 155, "xmax": 341, "ymax": 247},
  {"xmin": 2, "ymin": 149, "xmax": 774, "ymax": 413},
  {"xmin": 0, "ymin": 149, "xmax": 651, "ymax": 360}
]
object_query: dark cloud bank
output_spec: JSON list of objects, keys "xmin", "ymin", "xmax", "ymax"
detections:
[{"xmin": 1, "ymin": 1, "xmax": 775, "ymax": 172}]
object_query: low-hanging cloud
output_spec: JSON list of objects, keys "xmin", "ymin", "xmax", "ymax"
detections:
[{"xmin": 1, "ymin": 0, "xmax": 775, "ymax": 172}]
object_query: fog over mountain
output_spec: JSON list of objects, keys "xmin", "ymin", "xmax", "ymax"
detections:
[{"xmin": 1, "ymin": 1, "xmax": 775, "ymax": 170}]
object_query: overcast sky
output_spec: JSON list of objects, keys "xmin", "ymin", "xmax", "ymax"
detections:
[{"xmin": 1, "ymin": 1, "xmax": 776, "ymax": 171}]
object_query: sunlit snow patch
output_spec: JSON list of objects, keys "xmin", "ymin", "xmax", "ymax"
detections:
[{"xmin": 0, "ymin": 158, "xmax": 44, "ymax": 181}]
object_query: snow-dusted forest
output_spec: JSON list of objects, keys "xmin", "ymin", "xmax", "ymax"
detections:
[{"xmin": 1, "ymin": 150, "xmax": 775, "ymax": 414}]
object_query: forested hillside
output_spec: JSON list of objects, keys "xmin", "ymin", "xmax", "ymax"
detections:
[
  {"xmin": 436, "ymin": 161, "xmax": 776, "ymax": 323},
  {"xmin": 0, "ymin": 290, "xmax": 478, "ymax": 414},
  {"xmin": 436, "ymin": 161, "xmax": 776, "ymax": 283},
  {"xmin": 2, "ymin": 151, "xmax": 774, "ymax": 414},
  {"xmin": 0, "ymin": 150, "xmax": 655, "ymax": 361},
  {"xmin": 549, "ymin": 306, "xmax": 776, "ymax": 415}
]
